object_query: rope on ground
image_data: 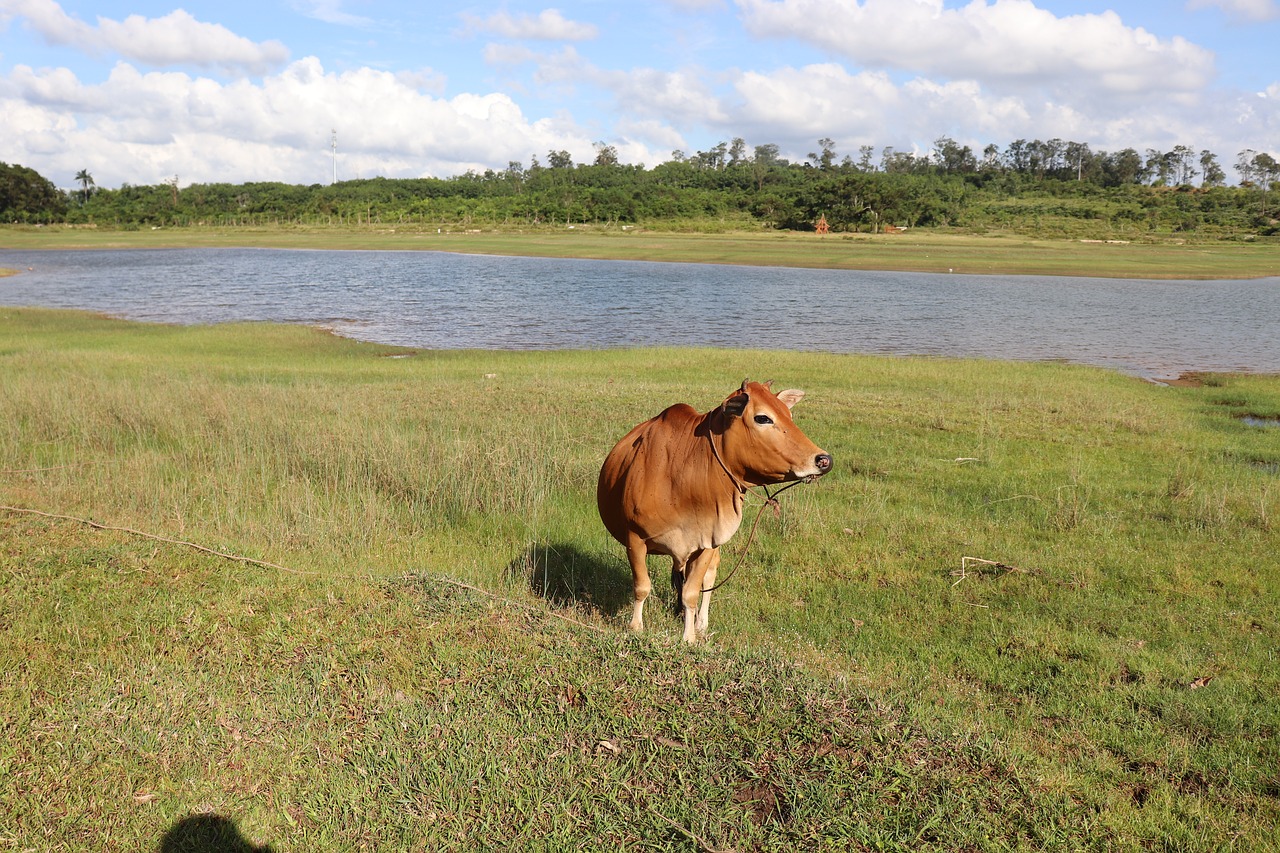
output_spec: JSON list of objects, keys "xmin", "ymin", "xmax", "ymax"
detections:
[
  {"xmin": 0, "ymin": 503, "xmax": 608, "ymax": 634},
  {"xmin": 0, "ymin": 503, "xmax": 320, "ymax": 575}
]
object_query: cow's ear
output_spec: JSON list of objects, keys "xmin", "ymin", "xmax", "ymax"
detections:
[
  {"xmin": 723, "ymin": 390, "xmax": 749, "ymax": 418},
  {"xmin": 775, "ymin": 389, "xmax": 804, "ymax": 410}
]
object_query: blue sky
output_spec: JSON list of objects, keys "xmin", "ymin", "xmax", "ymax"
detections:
[{"xmin": 1, "ymin": 0, "xmax": 1277, "ymax": 189}]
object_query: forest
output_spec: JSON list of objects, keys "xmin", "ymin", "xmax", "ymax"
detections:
[{"xmin": 3, "ymin": 136, "xmax": 1279, "ymax": 240}]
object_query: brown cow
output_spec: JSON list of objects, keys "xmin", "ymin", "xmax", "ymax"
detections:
[{"xmin": 597, "ymin": 380, "xmax": 832, "ymax": 643}]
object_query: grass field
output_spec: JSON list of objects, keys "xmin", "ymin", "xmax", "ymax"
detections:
[
  {"xmin": 4, "ymin": 222, "xmax": 1280, "ymax": 279},
  {"xmin": 2, "ymin": 308, "xmax": 1278, "ymax": 850}
]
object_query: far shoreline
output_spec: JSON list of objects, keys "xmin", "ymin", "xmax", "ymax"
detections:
[{"xmin": 3, "ymin": 223, "xmax": 1280, "ymax": 280}]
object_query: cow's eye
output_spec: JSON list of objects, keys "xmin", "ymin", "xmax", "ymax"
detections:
[{"xmin": 754, "ymin": 414, "xmax": 774, "ymax": 426}]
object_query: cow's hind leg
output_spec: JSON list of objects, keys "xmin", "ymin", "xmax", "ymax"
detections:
[
  {"xmin": 681, "ymin": 548, "xmax": 720, "ymax": 643},
  {"xmin": 625, "ymin": 534, "xmax": 651, "ymax": 633}
]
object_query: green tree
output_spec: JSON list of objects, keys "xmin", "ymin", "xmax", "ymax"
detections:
[
  {"xmin": 592, "ymin": 143, "xmax": 619, "ymax": 167},
  {"xmin": 857, "ymin": 145, "xmax": 876, "ymax": 172},
  {"xmin": 750, "ymin": 143, "xmax": 783, "ymax": 191},
  {"xmin": 808, "ymin": 138, "xmax": 837, "ymax": 171},
  {"xmin": 1199, "ymin": 150, "xmax": 1225, "ymax": 188},
  {"xmin": 1249, "ymin": 151, "xmax": 1279, "ymax": 216},
  {"xmin": 981, "ymin": 144, "xmax": 1002, "ymax": 172},
  {"xmin": 75, "ymin": 169, "xmax": 96, "ymax": 205},
  {"xmin": 1004, "ymin": 139, "xmax": 1031, "ymax": 173},
  {"xmin": 691, "ymin": 142, "xmax": 728, "ymax": 171},
  {"xmin": 1101, "ymin": 148, "xmax": 1143, "ymax": 186},
  {"xmin": 0, "ymin": 162, "xmax": 67, "ymax": 222},
  {"xmin": 882, "ymin": 147, "xmax": 927, "ymax": 174},
  {"xmin": 1064, "ymin": 142, "xmax": 1094, "ymax": 181},
  {"xmin": 932, "ymin": 136, "xmax": 976, "ymax": 174},
  {"xmin": 1171, "ymin": 145, "xmax": 1197, "ymax": 186},
  {"xmin": 1145, "ymin": 148, "xmax": 1173, "ymax": 185}
]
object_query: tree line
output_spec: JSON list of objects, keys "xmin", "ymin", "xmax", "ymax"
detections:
[{"xmin": 3, "ymin": 136, "xmax": 1277, "ymax": 239}]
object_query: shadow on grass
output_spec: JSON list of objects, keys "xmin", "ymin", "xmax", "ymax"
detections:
[
  {"xmin": 158, "ymin": 813, "xmax": 273, "ymax": 853},
  {"xmin": 507, "ymin": 542, "xmax": 633, "ymax": 618}
]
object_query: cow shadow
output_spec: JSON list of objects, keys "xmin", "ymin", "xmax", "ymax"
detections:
[
  {"xmin": 507, "ymin": 542, "xmax": 633, "ymax": 618},
  {"xmin": 158, "ymin": 813, "xmax": 273, "ymax": 853}
]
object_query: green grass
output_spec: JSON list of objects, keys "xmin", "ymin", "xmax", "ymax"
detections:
[
  {"xmin": 2, "ymin": 308, "xmax": 1278, "ymax": 850},
  {"xmin": 4, "ymin": 221, "xmax": 1279, "ymax": 279}
]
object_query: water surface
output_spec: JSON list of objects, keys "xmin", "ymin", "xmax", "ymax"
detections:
[{"xmin": 2, "ymin": 247, "xmax": 1277, "ymax": 381}]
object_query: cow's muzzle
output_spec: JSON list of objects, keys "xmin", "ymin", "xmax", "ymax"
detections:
[{"xmin": 801, "ymin": 453, "xmax": 833, "ymax": 482}]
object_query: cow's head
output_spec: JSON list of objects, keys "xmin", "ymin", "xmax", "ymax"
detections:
[{"xmin": 716, "ymin": 379, "xmax": 833, "ymax": 486}]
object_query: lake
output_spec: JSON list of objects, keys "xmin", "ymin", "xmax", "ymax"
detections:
[{"xmin": 2, "ymin": 247, "xmax": 1278, "ymax": 381}]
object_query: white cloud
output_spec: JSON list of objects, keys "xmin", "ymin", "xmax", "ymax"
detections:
[
  {"xmin": 731, "ymin": 64, "xmax": 900, "ymax": 138},
  {"xmin": 735, "ymin": 0, "xmax": 1215, "ymax": 99},
  {"xmin": 98, "ymin": 10, "xmax": 288, "ymax": 75},
  {"xmin": 598, "ymin": 66, "xmax": 729, "ymax": 127},
  {"xmin": 614, "ymin": 117, "xmax": 688, "ymax": 155},
  {"xmin": 608, "ymin": 54, "xmax": 1275, "ymax": 170},
  {"xmin": 1, "ymin": 0, "xmax": 289, "ymax": 75},
  {"xmin": 3, "ymin": 0, "xmax": 1273, "ymax": 190},
  {"xmin": 0, "ymin": 57, "xmax": 612, "ymax": 186},
  {"xmin": 462, "ymin": 9, "xmax": 599, "ymax": 41},
  {"xmin": 1186, "ymin": 0, "xmax": 1280, "ymax": 22},
  {"xmin": 468, "ymin": 34, "xmax": 1259, "ymax": 169}
]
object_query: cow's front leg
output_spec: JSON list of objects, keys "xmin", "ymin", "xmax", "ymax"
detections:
[
  {"xmin": 670, "ymin": 562, "xmax": 686, "ymax": 618},
  {"xmin": 681, "ymin": 548, "xmax": 720, "ymax": 643},
  {"xmin": 695, "ymin": 547, "xmax": 720, "ymax": 637}
]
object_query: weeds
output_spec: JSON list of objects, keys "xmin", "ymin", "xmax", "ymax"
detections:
[{"xmin": 2, "ymin": 308, "xmax": 1278, "ymax": 850}]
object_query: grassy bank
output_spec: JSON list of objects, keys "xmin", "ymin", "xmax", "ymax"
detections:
[
  {"xmin": 4, "ymin": 222, "xmax": 1280, "ymax": 279},
  {"xmin": 2, "ymin": 308, "xmax": 1278, "ymax": 850}
]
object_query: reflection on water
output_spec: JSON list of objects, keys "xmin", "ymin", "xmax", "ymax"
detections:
[{"xmin": 2, "ymin": 247, "xmax": 1278, "ymax": 381}]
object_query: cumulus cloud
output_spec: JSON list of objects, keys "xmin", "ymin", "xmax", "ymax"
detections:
[
  {"xmin": 0, "ymin": 57, "xmax": 619, "ymax": 186},
  {"xmin": 1, "ymin": 0, "xmax": 289, "ymax": 75},
  {"xmin": 720, "ymin": 64, "xmax": 1002, "ymax": 155},
  {"xmin": 462, "ymin": 8, "xmax": 599, "ymax": 41},
  {"xmin": 543, "ymin": 36, "xmax": 1273, "ymax": 171},
  {"xmin": 3, "ymin": 0, "xmax": 1273, "ymax": 190},
  {"xmin": 458, "ymin": 30, "xmax": 1243, "ymax": 170},
  {"xmin": 601, "ymin": 66, "xmax": 729, "ymax": 125},
  {"xmin": 735, "ymin": 0, "xmax": 1215, "ymax": 99},
  {"xmin": 731, "ymin": 65, "xmax": 900, "ymax": 136},
  {"xmin": 613, "ymin": 117, "xmax": 688, "ymax": 155}
]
